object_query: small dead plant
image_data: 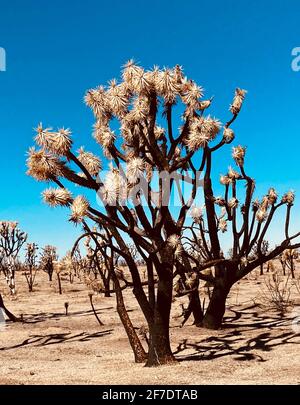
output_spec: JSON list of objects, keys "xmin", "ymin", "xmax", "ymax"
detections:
[{"xmin": 258, "ymin": 272, "xmax": 293, "ymax": 314}]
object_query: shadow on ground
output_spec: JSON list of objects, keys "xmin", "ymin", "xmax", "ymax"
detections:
[
  {"xmin": 174, "ymin": 305, "xmax": 300, "ymax": 362},
  {"xmin": 19, "ymin": 307, "xmax": 114, "ymax": 324},
  {"xmin": 0, "ymin": 329, "xmax": 113, "ymax": 351}
]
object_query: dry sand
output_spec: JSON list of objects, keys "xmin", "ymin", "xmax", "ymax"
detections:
[{"xmin": 0, "ymin": 268, "xmax": 299, "ymax": 385}]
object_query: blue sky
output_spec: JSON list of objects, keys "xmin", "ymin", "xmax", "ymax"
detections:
[{"xmin": 0, "ymin": 0, "xmax": 300, "ymax": 256}]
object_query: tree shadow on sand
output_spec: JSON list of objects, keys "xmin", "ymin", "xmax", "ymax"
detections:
[
  {"xmin": 0, "ymin": 329, "xmax": 113, "ymax": 351},
  {"xmin": 174, "ymin": 305, "xmax": 300, "ymax": 362},
  {"xmin": 21, "ymin": 307, "xmax": 113, "ymax": 324}
]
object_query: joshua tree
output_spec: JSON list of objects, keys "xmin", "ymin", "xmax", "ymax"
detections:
[
  {"xmin": 40, "ymin": 245, "xmax": 57, "ymax": 281},
  {"xmin": 23, "ymin": 243, "xmax": 39, "ymax": 292},
  {"xmin": 60, "ymin": 252, "xmax": 75, "ymax": 284},
  {"xmin": 279, "ymin": 249, "xmax": 298, "ymax": 278},
  {"xmin": 61, "ymin": 247, "xmax": 85, "ymax": 282},
  {"xmin": 180, "ymin": 182, "xmax": 300, "ymax": 328},
  {"xmin": 53, "ymin": 261, "xmax": 63, "ymax": 294},
  {"xmin": 26, "ymin": 61, "xmax": 300, "ymax": 365},
  {"xmin": 0, "ymin": 221, "xmax": 27, "ymax": 294}
]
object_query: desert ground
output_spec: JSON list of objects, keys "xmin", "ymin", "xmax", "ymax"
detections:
[{"xmin": 0, "ymin": 265, "xmax": 299, "ymax": 385}]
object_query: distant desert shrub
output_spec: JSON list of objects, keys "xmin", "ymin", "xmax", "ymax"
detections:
[{"xmin": 259, "ymin": 272, "xmax": 293, "ymax": 314}]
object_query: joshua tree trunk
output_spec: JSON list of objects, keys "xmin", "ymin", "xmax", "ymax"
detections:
[
  {"xmin": 6, "ymin": 269, "xmax": 16, "ymax": 295},
  {"xmin": 146, "ymin": 275, "xmax": 176, "ymax": 367},
  {"xmin": 57, "ymin": 273, "xmax": 62, "ymax": 294},
  {"xmin": 89, "ymin": 294, "xmax": 104, "ymax": 326},
  {"xmin": 202, "ymin": 281, "xmax": 231, "ymax": 329},
  {"xmin": 260, "ymin": 263, "xmax": 264, "ymax": 275},
  {"xmin": 190, "ymin": 290, "xmax": 203, "ymax": 326},
  {"xmin": 290, "ymin": 258, "xmax": 295, "ymax": 279},
  {"xmin": 104, "ymin": 279, "xmax": 111, "ymax": 297},
  {"xmin": 25, "ymin": 270, "xmax": 35, "ymax": 293},
  {"xmin": 280, "ymin": 260, "xmax": 286, "ymax": 276},
  {"xmin": 10, "ymin": 272, "xmax": 16, "ymax": 295},
  {"xmin": 113, "ymin": 276, "xmax": 147, "ymax": 363},
  {"xmin": 181, "ymin": 288, "xmax": 203, "ymax": 327}
]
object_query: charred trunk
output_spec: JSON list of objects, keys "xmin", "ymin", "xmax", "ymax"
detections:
[
  {"xmin": 7, "ymin": 270, "xmax": 16, "ymax": 295},
  {"xmin": 202, "ymin": 282, "xmax": 231, "ymax": 330},
  {"xmin": 290, "ymin": 259, "xmax": 295, "ymax": 279},
  {"xmin": 89, "ymin": 294, "xmax": 104, "ymax": 326},
  {"xmin": 260, "ymin": 263, "xmax": 264, "ymax": 275},
  {"xmin": 190, "ymin": 289, "xmax": 203, "ymax": 326},
  {"xmin": 281, "ymin": 261, "xmax": 286, "ymax": 276},
  {"xmin": 113, "ymin": 276, "xmax": 147, "ymax": 363},
  {"xmin": 57, "ymin": 273, "xmax": 62, "ymax": 294},
  {"xmin": 181, "ymin": 289, "xmax": 203, "ymax": 327},
  {"xmin": 146, "ymin": 275, "xmax": 176, "ymax": 367},
  {"xmin": 104, "ymin": 279, "xmax": 111, "ymax": 297}
]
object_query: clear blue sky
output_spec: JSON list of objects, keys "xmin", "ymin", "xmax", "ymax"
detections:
[{"xmin": 1, "ymin": 0, "xmax": 300, "ymax": 256}]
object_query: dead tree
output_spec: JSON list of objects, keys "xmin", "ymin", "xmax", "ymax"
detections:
[
  {"xmin": 279, "ymin": 249, "xmax": 298, "ymax": 278},
  {"xmin": 60, "ymin": 252, "xmax": 75, "ymax": 284},
  {"xmin": 0, "ymin": 221, "xmax": 27, "ymax": 294},
  {"xmin": 23, "ymin": 243, "xmax": 39, "ymax": 292},
  {"xmin": 26, "ymin": 61, "xmax": 300, "ymax": 365},
  {"xmin": 61, "ymin": 247, "xmax": 85, "ymax": 282},
  {"xmin": 182, "ymin": 174, "xmax": 300, "ymax": 329},
  {"xmin": 40, "ymin": 245, "xmax": 57, "ymax": 281},
  {"xmin": 53, "ymin": 261, "xmax": 63, "ymax": 294}
]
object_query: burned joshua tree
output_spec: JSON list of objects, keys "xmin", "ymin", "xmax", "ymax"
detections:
[
  {"xmin": 279, "ymin": 248, "xmax": 298, "ymax": 278},
  {"xmin": 40, "ymin": 245, "xmax": 57, "ymax": 282},
  {"xmin": 0, "ymin": 221, "xmax": 27, "ymax": 294},
  {"xmin": 23, "ymin": 242, "xmax": 39, "ymax": 292},
  {"xmin": 60, "ymin": 247, "xmax": 86, "ymax": 283},
  {"xmin": 27, "ymin": 61, "xmax": 300, "ymax": 366}
]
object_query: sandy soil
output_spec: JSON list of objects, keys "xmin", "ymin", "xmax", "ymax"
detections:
[{"xmin": 0, "ymin": 267, "xmax": 299, "ymax": 385}]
